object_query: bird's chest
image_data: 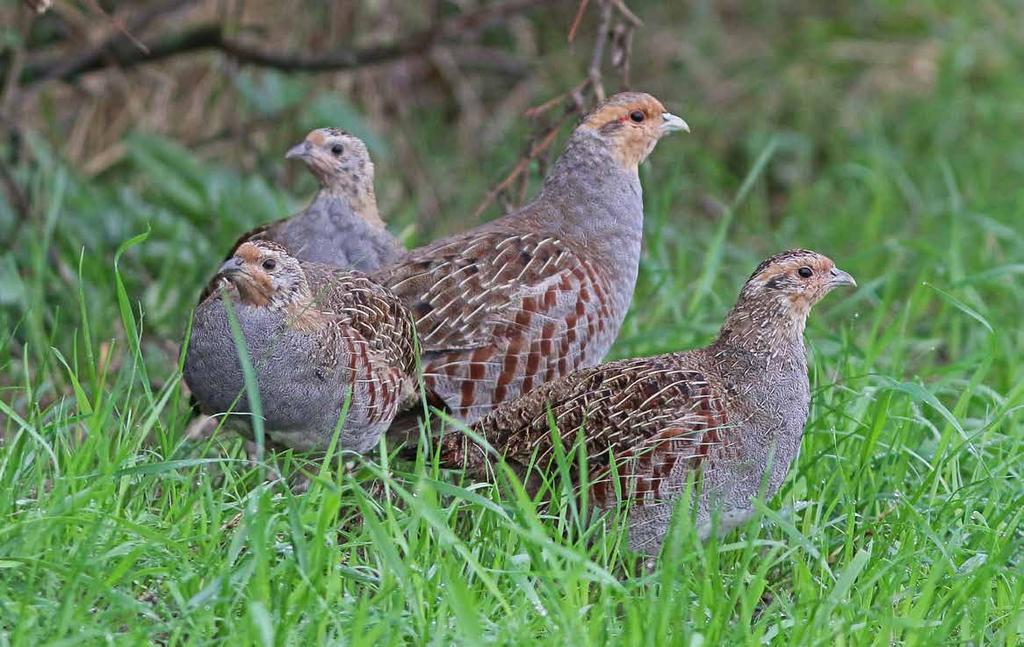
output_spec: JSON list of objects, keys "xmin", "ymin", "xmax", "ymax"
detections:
[{"xmin": 728, "ymin": 368, "xmax": 810, "ymax": 486}]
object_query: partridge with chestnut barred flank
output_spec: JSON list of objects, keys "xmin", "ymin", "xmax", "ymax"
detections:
[
  {"xmin": 376, "ymin": 92, "xmax": 688, "ymax": 431},
  {"xmin": 184, "ymin": 240, "xmax": 416, "ymax": 454},
  {"xmin": 437, "ymin": 250, "xmax": 856, "ymax": 555},
  {"xmin": 226, "ymin": 128, "xmax": 403, "ymax": 271}
]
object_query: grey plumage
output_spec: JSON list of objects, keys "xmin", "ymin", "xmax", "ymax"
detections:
[
  {"xmin": 266, "ymin": 195, "xmax": 403, "ymax": 271},
  {"xmin": 222, "ymin": 128, "xmax": 403, "ymax": 272},
  {"xmin": 185, "ymin": 241, "xmax": 416, "ymax": 454},
  {"xmin": 437, "ymin": 250, "xmax": 856, "ymax": 555},
  {"xmin": 375, "ymin": 92, "xmax": 688, "ymax": 434}
]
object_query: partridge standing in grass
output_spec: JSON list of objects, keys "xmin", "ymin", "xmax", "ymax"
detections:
[
  {"xmin": 375, "ymin": 92, "xmax": 688, "ymax": 433},
  {"xmin": 184, "ymin": 240, "xmax": 416, "ymax": 454},
  {"xmin": 226, "ymin": 128, "xmax": 403, "ymax": 271},
  {"xmin": 187, "ymin": 128, "xmax": 405, "ymax": 438},
  {"xmin": 437, "ymin": 250, "xmax": 856, "ymax": 555}
]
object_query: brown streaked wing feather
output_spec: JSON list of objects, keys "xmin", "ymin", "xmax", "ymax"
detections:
[
  {"xmin": 378, "ymin": 230, "xmax": 613, "ymax": 418},
  {"xmin": 300, "ymin": 264, "xmax": 417, "ymax": 377},
  {"xmin": 378, "ymin": 231, "xmax": 591, "ymax": 352},
  {"xmin": 449, "ymin": 355, "xmax": 732, "ymax": 503}
]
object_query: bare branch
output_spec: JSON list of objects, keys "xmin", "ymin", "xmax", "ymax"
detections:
[
  {"xmin": 79, "ymin": 0, "xmax": 151, "ymax": 55},
  {"xmin": 20, "ymin": 0, "xmax": 198, "ymax": 86},
  {"xmin": 473, "ymin": 122, "xmax": 566, "ymax": 220},
  {"xmin": 567, "ymin": 0, "xmax": 590, "ymax": 43},
  {"xmin": 18, "ymin": 0, "xmax": 552, "ymax": 86},
  {"xmin": 587, "ymin": 0, "xmax": 614, "ymax": 103},
  {"xmin": 472, "ymin": 0, "xmax": 640, "ymax": 218}
]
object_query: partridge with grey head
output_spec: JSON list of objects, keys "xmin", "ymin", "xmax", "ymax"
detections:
[
  {"xmin": 375, "ymin": 92, "xmax": 689, "ymax": 437},
  {"xmin": 225, "ymin": 128, "xmax": 402, "ymax": 272}
]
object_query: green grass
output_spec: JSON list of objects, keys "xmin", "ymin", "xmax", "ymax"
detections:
[{"xmin": 2, "ymin": 2, "xmax": 1024, "ymax": 644}]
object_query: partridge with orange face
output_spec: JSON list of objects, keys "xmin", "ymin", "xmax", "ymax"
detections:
[
  {"xmin": 226, "ymin": 128, "xmax": 402, "ymax": 271},
  {"xmin": 376, "ymin": 92, "xmax": 688, "ymax": 435},
  {"xmin": 184, "ymin": 240, "xmax": 415, "ymax": 454},
  {"xmin": 186, "ymin": 129, "xmax": 405, "ymax": 437},
  {"xmin": 437, "ymin": 250, "xmax": 856, "ymax": 555}
]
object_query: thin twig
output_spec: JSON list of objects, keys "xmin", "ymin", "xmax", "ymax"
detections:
[
  {"xmin": 80, "ymin": 0, "xmax": 151, "ymax": 54},
  {"xmin": 566, "ymin": 0, "xmax": 590, "ymax": 43},
  {"xmin": 587, "ymin": 0, "xmax": 614, "ymax": 103},
  {"xmin": 472, "ymin": 0, "xmax": 639, "ymax": 218},
  {"xmin": 610, "ymin": 0, "xmax": 641, "ymax": 26},
  {"xmin": 473, "ymin": 125, "xmax": 564, "ymax": 219}
]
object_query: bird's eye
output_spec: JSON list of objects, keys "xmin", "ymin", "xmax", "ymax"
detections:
[
  {"xmin": 330, "ymin": 144, "xmax": 344, "ymax": 156},
  {"xmin": 629, "ymin": 110, "xmax": 645, "ymax": 123},
  {"xmin": 797, "ymin": 266, "xmax": 813, "ymax": 278},
  {"xmin": 262, "ymin": 259, "xmax": 277, "ymax": 271}
]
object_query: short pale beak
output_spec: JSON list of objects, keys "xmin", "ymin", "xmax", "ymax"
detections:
[
  {"xmin": 285, "ymin": 141, "xmax": 311, "ymax": 160},
  {"xmin": 660, "ymin": 112, "xmax": 690, "ymax": 134},
  {"xmin": 217, "ymin": 256, "xmax": 244, "ymax": 277},
  {"xmin": 829, "ymin": 267, "xmax": 857, "ymax": 288}
]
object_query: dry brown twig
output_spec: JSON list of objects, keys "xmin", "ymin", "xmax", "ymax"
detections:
[
  {"xmin": 472, "ymin": 0, "xmax": 640, "ymax": 219},
  {"xmin": 566, "ymin": 0, "xmax": 590, "ymax": 43},
  {"xmin": 79, "ymin": 0, "xmax": 152, "ymax": 54}
]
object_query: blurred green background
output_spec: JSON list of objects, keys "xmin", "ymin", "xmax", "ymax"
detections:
[{"xmin": 0, "ymin": 1, "xmax": 1022, "ymax": 644}]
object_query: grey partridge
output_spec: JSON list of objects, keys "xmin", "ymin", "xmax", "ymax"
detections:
[
  {"xmin": 186, "ymin": 128, "xmax": 405, "ymax": 437},
  {"xmin": 375, "ymin": 92, "xmax": 688, "ymax": 433},
  {"xmin": 184, "ymin": 240, "xmax": 416, "ymax": 454},
  {"xmin": 226, "ymin": 128, "xmax": 403, "ymax": 271},
  {"xmin": 436, "ymin": 249, "xmax": 856, "ymax": 555}
]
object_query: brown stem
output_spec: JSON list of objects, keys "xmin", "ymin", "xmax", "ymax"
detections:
[{"xmin": 567, "ymin": 0, "xmax": 590, "ymax": 43}]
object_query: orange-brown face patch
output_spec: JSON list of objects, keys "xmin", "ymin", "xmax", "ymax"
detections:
[
  {"xmin": 231, "ymin": 271, "xmax": 273, "ymax": 306},
  {"xmin": 579, "ymin": 92, "xmax": 672, "ymax": 168},
  {"xmin": 306, "ymin": 129, "xmax": 326, "ymax": 146},
  {"xmin": 580, "ymin": 92, "xmax": 667, "ymax": 130},
  {"xmin": 227, "ymin": 243, "xmax": 275, "ymax": 306}
]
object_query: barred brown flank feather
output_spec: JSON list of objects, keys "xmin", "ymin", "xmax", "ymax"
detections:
[
  {"xmin": 379, "ymin": 231, "xmax": 621, "ymax": 423},
  {"xmin": 436, "ymin": 250, "xmax": 856, "ymax": 556}
]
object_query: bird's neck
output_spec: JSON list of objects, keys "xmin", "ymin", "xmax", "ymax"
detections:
[
  {"xmin": 320, "ymin": 174, "xmax": 385, "ymax": 230},
  {"xmin": 708, "ymin": 295, "xmax": 812, "ymax": 498},
  {"xmin": 544, "ymin": 130, "xmax": 641, "ymax": 191},
  {"xmin": 534, "ymin": 130, "xmax": 644, "ymax": 255},
  {"xmin": 709, "ymin": 297, "xmax": 808, "ymax": 377},
  {"xmin": 280, "ymin": 284, "xmax": 324, "ymax": 332}
]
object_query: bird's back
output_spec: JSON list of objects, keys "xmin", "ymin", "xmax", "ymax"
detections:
[
  {"xmin": 376, "ymin": 148, "xmax": 645, "ymax": 427},
  {"xmin": 276, "ymin": 195, "xmax": 403, "ymax": 271}
]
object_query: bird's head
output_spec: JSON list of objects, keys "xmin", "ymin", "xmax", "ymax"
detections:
[
  {"xmin": 729, "ymin": 249, "xmax": 856, "ymax": 338},
  {"xmin": 577, "ymin": 92, "xmax": 688, "ymax": 169},
  {"xmin": 216, "ymin": 241, "xmax": 309, "ymax": 309},
  {"xmin": 286, "ymin": 128, "xmax": 374, "ymax": 190}
]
